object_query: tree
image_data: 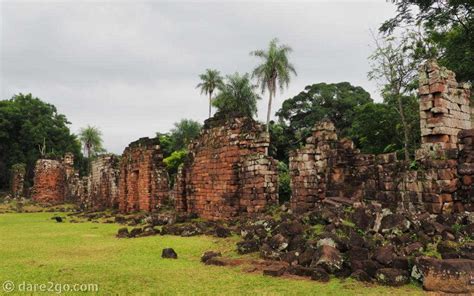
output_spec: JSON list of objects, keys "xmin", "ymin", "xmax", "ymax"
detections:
[
  {"xmin": 0, "ymin": 93, "xmax": 82, "ymax": 189},
  {"xmin": 350, "ymin": 102, "xmax": 418, "ymax": 155},
  {"xmin": 368, "ymin": 32, "xmax": 420, "ymax": 161},
  {"xmin": 79, "ymin": 125, "xmax": 104, "ymax": 159},
  {"xmin": 212, "ymin": 73, "xmax": 261, "ymax": 119},
  {"xmin": 380, "ymin": 0, "xmax": 473, "ymax": 82},
  {"xmin": 276, "ymin": 82, "xmax": 372, "ymax": 144},
  {"xmin": 250, "ymin": 38, "xmax": 297, "ymax": 132},
  {"xmin": 168, "ymin": 119, "xmax": 202, "ymax": 152},
  {"xmin": 196, "ymin": 69, "xmax": 224, "ymax": 118}
]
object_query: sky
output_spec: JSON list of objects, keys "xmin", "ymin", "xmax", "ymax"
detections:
[{"xmin": 0, "ymin": 0, "xmax": 396, "ymax": 154}]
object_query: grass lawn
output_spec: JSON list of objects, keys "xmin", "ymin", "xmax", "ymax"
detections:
[{"xmin": 0, "ymin": 212, "xmax": 424, "ymax": 295}]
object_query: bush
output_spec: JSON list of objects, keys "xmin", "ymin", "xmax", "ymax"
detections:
[{"xmin": 277, "ymin": 162, "xmax": 291, "ymax": 204}]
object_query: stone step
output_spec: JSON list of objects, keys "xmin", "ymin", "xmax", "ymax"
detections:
[{"xmin": 325, "ymin": 196, "xmax": 356, "ymax": 206}]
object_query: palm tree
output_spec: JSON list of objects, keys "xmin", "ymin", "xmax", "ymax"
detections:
[
  {"xmin": 250, "ymin": 38, "xmax": 297, "ymax": 132},
  {"xmin": 79, "ymin": 125, "xmax": 104, "ymax": 159},
  {"xmin": 196, "ymin": 69, "xmax": 224, "ymax": 118},
  {"xmin": 212, "ymin": 72, "xmax": 261, "ymax": 119}
]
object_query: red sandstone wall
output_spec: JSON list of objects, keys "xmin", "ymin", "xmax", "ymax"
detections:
[
  {"xmin": 174, "ymin": 116, "xmax": 278, "ymax": 220},
  {"xmin": 32, "ymin": 159, "xmax": 66, "ymax": 203},
  {"xmin": 118, "ymin": 137, "xmax": 169, "ymax": 213}
]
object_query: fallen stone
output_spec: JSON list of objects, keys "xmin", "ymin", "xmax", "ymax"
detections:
[
  {"xmin": 350, "ymin": 269, "xmax": 372, "ymax": 282},
  {"xmin": 313, "ymin": 245, "xmax": 343, "ymax": 273},
  {"xmin": 116, "ymin": 227, "xmax": 129, "ymax": 238},
  {"xmin": 129, "ymin": 227, "xmax": 143, "ymax": 238},
  {"xmin": 201, "ymin": 251, "xmax": 222, "ymax": 263},
  {"xmin": 375, "ymin": 268, "xmax": 410, "ymax": 286},
  {"xmin": 215, "ymin": 225, "xmax": 231, "ymax": 238},
  {"xmin": 236, "ymin": 240, "xmax": 260, "ymax": 254},
  {"xmin": 161, "ymin": 248, "xmax": 178, "ymax": 259},
  {"xmin": 311, "ymin": 268, "xmax": 330, "ymax": 282},
  {"xmin": 374, "ymin": 245, "xmax": 395, "ymax": 266},
  {"xmin": 414, "ymin": 256, "xmax": 474, "ymax": 294},
  {"xmin": 52, "ymin": 216, "xmax": 63, "ymax": 223},
  {"xmin": 263, "ymin": 265, "xmax": 286, "ymax": 277}
]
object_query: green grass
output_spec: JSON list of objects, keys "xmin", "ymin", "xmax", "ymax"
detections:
[{"xmin": 0, "ymin": 213, "xmax": 424, "ymax": 295}]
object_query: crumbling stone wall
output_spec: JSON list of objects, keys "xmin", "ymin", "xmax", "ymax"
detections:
[
  {"xmin": 32, "ymin": 159, "xmax": 66, "ymax": 203},
  {"xmin": 419, "ymin": 61, "xmax": 471, "ymax": 150},
  {"xmin": 457, "ymin": 129, "xmax": 474, "ymax": 211},
  {"xmin": 173, "ymin": 116, "xmax": 278, "ymax": 220},
  {"xmin": 290, "ymin": 61, "xmax": 472, "ymax": 214},
  {"xmin": 80, "ymin": 154, "xmax": 120, "ymax": 210},
  {"xmin": 118, "ymin": 137, "xmax": 169, "ymax": 213},
  {"xmin": 10, "ymin": 163, "xmax": 26, "ymax": 198}
]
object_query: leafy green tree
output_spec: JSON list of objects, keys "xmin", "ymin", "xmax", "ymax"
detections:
[
  {"xmin": 79, "ymin": 125, "xmax": 104, "ymax": 159},
  {"xmin": 276, "ymin": 82, "xmax": 372, "ymax": 142},
  {"xmin": 268, "ymin": 121, "xmax": 293, "ymax": 163},
  {"xmin": 196, "ymin": 69, "xmax": 224, "ymax": 118},
  {"xmin": 212, "ymin": 73, "xmax": 261, "ymax": 119},
  {"xmin": 0, "ymin": 93, "xmax": 82, "ymax": 189},
  {"xmin": 168, "ymin": 119, "xmax": 202, "ymax": 152},
  {"xmin": 277, "ymin": 161, "xmax": 291, "ymax": 204},
  {"xmin": 250, "ymin": 38, "xmax": 297, "ymax": 132},
  {"xmin": 380, "ymin": 0, "xmax": 473, "ymax": 82},
  {"xmin": 157, "ymin": 132, "xmax": 173, "ymax": 158},
  {"xmin": 368, "ymin": 32, "xmax": 422, "ymax": 160},
  {"xmin": 163, "ymin": 149, "xmax": 188, "ymax": 178}
]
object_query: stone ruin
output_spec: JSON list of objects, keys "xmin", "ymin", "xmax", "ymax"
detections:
[
  {"xmin": 173, "ymin": 116, "xmax": 279, "ymax": 220},
  {"xmin": 10, "ymin": 163, "xmax": 26, "ymax": 198},
  {"xmin": 29, "ymin": 60, "xmax": 472, "ymax": 220},
  {"xmin": 31, "ymin": 138, "xmax": 169, "ymax": 212},
  {"xmin": 118, "ymin": 137, "xmax": 169, "ymax": 213},
  {"xmin": 31, "ymin": 153, "xmax": 75, "ymax": 203},
  {"xmin": 290, "ymin": 60, "xmax": 473, "ymax": 214},
  {"xmin": 78, "ymin": 154, "xmax": 120, "ymax": 210}
]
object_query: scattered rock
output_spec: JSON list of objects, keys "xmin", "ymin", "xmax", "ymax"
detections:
[
  {"xmin": 375, "ymin": 268, "xmax": 410, "ymax": 286},
  {"xmin": 414, "ymin": 257, "xmax": 474, "ymax": 294},
  {"xmin": 237, "ymin": 240, "xmax": 259, "ymax": 254},
  {"xmin": 116, "ymin": 227, "xmax": 129, "ymax": 238},
  {"xmin": 51, "ymin": 216, "xmax": 63, "ymax": 223},
  {"xmin": 201, "ymin": 251, "xmax": 222, "ymax": 263},
  {"xmin": 311, "ymin": 268, "xmax": 330, "ymax": 282},
  {"xmin": 161, "ymin": 248, "xmax": 178, "ymax": 259},
  {"xmin": 350, "ymin": 269, "xmax": 372, "ymax": 282},
  {"xmin": 313, "ymin": 245, "xmax": 343, "ymax": 273},
  {"xmin": 215, "ymin": 225, "xmax": 231, "ymax": 238},
  {"xmin": 263, "ymin": 265, "xmax": 286, "ymax": 277}
]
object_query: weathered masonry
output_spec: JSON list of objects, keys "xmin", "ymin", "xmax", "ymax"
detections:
[
  {"xmin": 10, "ymin": 163, "xmax": 26, "ymax": 198},
  {"xmin": 80, "ymin": 154, "xmax": 120, "ymax": 210},
  {"xmin": 31, "ymin": 153, "xmax": 75, "ymax": 203},
  {"xmin": 290, "ymin": 61, "xmax": 473, "ymax": 214},
  {"xmin": 173, "ymin": 116, "xmax": 278, "ymax": 220},
  {"xmin": 118, "ymin": 137, "xmax": 169, "ymax": 213}
]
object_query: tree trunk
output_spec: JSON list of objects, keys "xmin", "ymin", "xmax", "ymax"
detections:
[
  {"xmin": 208, "ymin": 91, "xmax": 212, "ymax": 118},
  {"xmin": 397, "ymin": 94, "xmax": 410, "ymax": 161},
  {"xmin": 266, "ymin": 86, "xmax": 273, "ymax": 133}
]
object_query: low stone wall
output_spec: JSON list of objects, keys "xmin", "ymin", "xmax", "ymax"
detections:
[
  {"xmin": 118, "ymin": 137, "xmax": 169, "ymax": 213},
  {"xmin": 173, "ymin": 116, "xmax": 278, "ymax": 220}
]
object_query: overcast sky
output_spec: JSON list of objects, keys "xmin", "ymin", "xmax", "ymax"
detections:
[{"xmin": 1, "ymin": 0, "xmax": 396, "ymax": 154}]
